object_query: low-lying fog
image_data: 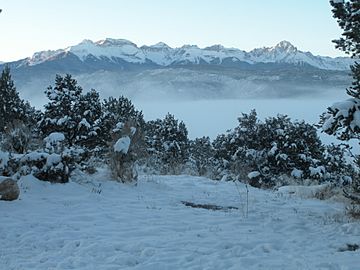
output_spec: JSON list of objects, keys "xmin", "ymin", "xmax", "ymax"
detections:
[{"xmin": 16, "ymin": 73, "xmax": 357, "ymax": 152}]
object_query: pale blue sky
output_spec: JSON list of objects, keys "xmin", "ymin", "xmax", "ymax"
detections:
[{"xmin": 0, "ymin": 0, "xmax": 345, "ymax": 62}]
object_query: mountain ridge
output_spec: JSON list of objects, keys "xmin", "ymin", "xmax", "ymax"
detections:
[
  {"xmin": 1, "ymin": 39, "xmax": 353, "ymax": 105},
  {"xmin": 7, "ymin": 38, "xmax": 354, "ymax": 71}
]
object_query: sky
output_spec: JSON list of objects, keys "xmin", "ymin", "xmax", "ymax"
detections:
[{"xmin": 0, "ymin": 0, "xmax": 346, "ymax": 62}]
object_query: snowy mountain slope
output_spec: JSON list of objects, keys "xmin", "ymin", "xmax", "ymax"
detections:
[
  {"xmin": 0, "ymin": 173, "xmax": 359, "ymax": 269},
  {"xmin": 18, "ymin": 38, "xmax": 354, "ymax": 71},
  {"xmin": 247, "ymin": 41, "xmax": 353, "ymax": 70}
]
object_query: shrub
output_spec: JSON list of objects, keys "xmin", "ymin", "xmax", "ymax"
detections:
[
  {"xmin": 188, "ymin": 136, "xmax": 215, "ymax": 177},
  {"xmin": 145, "ymin": 114, "xmax": 189, "ymax": 174},
  {"xmin": 0, "ymin": 150, "xmax": 71, "ymax": 183},
  {"xmin": 109, "ymin": 121, "xmax": 145, "ymax": 183},
  {"xmin": 213, "ymin": 110, "xmax": 329, "ymax": 187},
  {"xmin": 33, "ymin": 153, "xmax": 70, "ymax": 183},
  {"xmin": 1, "ymin": 120, "xmax": 33, "ymax": 154}
]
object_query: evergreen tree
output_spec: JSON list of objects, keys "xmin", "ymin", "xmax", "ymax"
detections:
[
  {"xmin": 39, "ymin": 74, "xmax": 83, "ymax": 146},
  {"xmin": 100, "ymin": 96, "xmax": 144, "ymax": 144},
  {"xmin": 39, "ymin": 74, "xmax": 103, "ymax": 152},
  {"xmin": 214, "ymin": 110, "xmax": 325, "ymax": 186},
  {"xmin": 213, "ymin": 110, "xmax": 263, "ymax": 180},
  {"xmin": 189, "ymin": 136, "xmax": 215, "ymax": 176},
  {"xmin": 323, "ymin": 143, "xmax": 355, "ymax": 182},
  {"xmin": 320, "ymin": 0, "xmax": 360, "ymax": 140},
  {"xmin": 330, "ymin": 0, "xmax": 360, "ymax": 58},
  {"xmin": 0, "ymin": 66, "xmax": 28, "ymax": 132},
  {"xmin": 145, "ymin": 114, "xmax": 189, "ymax": 174},
  {"xmin": 319, "ymin": 1, "xmax": 360, "ymax": 207},
  {"xmin": 263, "ymin": 116, "xmax": 324, "ymax": 180},
  {"xmin": 77, "ymin": 89, "xmax": 102, "ymax": 149}
]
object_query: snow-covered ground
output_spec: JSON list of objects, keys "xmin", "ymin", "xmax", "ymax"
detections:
[{"xmin": 1, "ymin": 171, "xmax": 359, "ymax": 269}]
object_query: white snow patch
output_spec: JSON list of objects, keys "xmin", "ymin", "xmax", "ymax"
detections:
[
  {"xmin": 113, "ymin": 136, "xmax": 131, "ymax": 154},
  {"xmin": 130, "ymin": 127, "xmax": 137, "ymax": 135},
  {"xmin": 248, "ymin": 171, "xmax": 260, "ymax": 179},
  {"xmin": 351, "ymin": 110, "xmax": 360, "ymax": 130},
  {"xmin": 309, "ymin": 166, "xmax": 326, "ymax": 177},
  {"xmin": 21, "ymin": 152, "xmax": 48, "ymax": 162},
  {"xmin": 291, "ymin": 168, "xmax": 303, "ymax": 179},
  {"xmin": 277, "ymin": 184, "xmax": 331, "ymax": 199},
  {"xmin": 78, "ymin": 118, "xmax": 91, "ymax": 129},
  {"xmin": 44, "ymin": 132, "xmax": 65, "ymax": 149},
  {"xmin": 112, "ymin": 122, "xmax": 124, "ymax": 132},
  {"xmin": 44, "ymin": 132, "xmax": 65, "ymax": 144},
  {"xmin": 46, "ymin": 153, "xmax": 62, "ymax": 167},
  {"xmin": 268, "ymin": 144, "xmax": 278, "ymax": 156},
  {"xmin": 0, "ymin": 151, "xmax": 10, "ymax": 169}
]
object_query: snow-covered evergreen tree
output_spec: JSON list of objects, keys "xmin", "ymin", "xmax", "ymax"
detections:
[
  {"xmin": 39, "ymin": 74, "xmax": 83, "ymax": 146},
  {"xmin": 37, "ymin": 74, "xmax": 106, "ymax": 175},
  {"xmin": 320, "ymin": 0, "xmax": 360, "ymax": 207},
  {"xmin": 39, "ymin": 74, "xmax": 103, "ymax": 150},
  {"xmin": 320, "ymin": 0, "xmax": 360, "ymax": 140},
  {"xmin": 145, "ymin": 114, "xmax": 189, "ymax": 174},
  {"xmin": 330, "ymin": 0, "xmax": 360, "ymax": 58},
  {"xmin": 1, "ymin": 120, "xmax": 32, "ymax": 154},
  {"xmin": 0, "ymin": 66, "xmax": 30, "ymax": 132},
  {"xmin": 100, "ymin": 96, "xmax": 144, "ymax": 145},
  {"xmin": 0, "ymin": 67, "xmax": 41, "ymax": 154},
  {"xmin": 76, "ymin": 89, "xmax": 102, "ymax": 150},
  {"xmin": 263, "ymin": 116, "xmax": 324, "ymax": 180},
  {"xmin": 214, "ymin": 110, "xmax": 325, "ymax": 187},
  {"xmin": 188, "ymin": 136, "xmax": 215, "ymax": 176},
  {"xmin": 323, "ymin": 143, "xmax": 355, "ymax": 183}
]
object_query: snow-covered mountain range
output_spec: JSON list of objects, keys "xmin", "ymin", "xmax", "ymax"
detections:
[
  {"xmin": 1, "ymin": 38, "xmax": 354, "ymax": 105},
  {"xmin": 16, "ymin": 38, "xmax": 354, "ymax": 71}
]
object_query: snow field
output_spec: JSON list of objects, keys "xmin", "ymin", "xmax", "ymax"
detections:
[{"xmin": 0, "ymin": 171, "xmax": 359, "ymax": 270}]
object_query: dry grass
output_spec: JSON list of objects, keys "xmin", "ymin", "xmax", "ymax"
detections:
[{"xmin": 346, "ymin": 205, "xmax": 360, "ymax": 219}]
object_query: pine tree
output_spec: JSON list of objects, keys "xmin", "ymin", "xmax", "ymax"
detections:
[
  {"xmin": 100, "ymin": 96, "xmax": 145, "ymax": 145},
  {"xmin": 330, "ymin": 0, "xmax": 360, "ymax": 58},
  {"xmin": 214, "ymin": 110, "xmax": 325, "ymax": 186},
  {"xmin": 346, "ymin": 62, "xmax": 360, "ymax": 98},
  {"xmin": 320, "ymin": 1, "xmax": 360, "ymax": 140},
  {"xmin": 320, "ymin": 0, "xmax": 360, "ymax": 209},
  {"xmin": 263, "ymin": 116, "xmax": 323, "ymax": 180},
  {"xmin": 189, "ymin": 136, "xmax": 215, "ymax": 176},
  {"xmin": 0, "ymin": 66, "xmax": 28, "ymax": 132},
  {"xmin": 39, "ymin": 74, "xmax": 83, "ymax": 146},
  {"xmin": 145, "ymin": 114, "xmax": 189, "ymax": 174},
  {"xmin": 77, "ymin": 89, "xmax": 102, "ymax": 149},
  {"xmin": 160, "ymin": 114, "xmax": 189, "ymax": 173}
]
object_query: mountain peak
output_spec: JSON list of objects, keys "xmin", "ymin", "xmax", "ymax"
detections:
[
  {"xmin": 204, "ymin": 44, "xmax": 225, "ymax": 51},
  {"xmin": 274, "ymin": 40, "xmax": 297, "ymax": 53},
  {"xmin": 95, "ymin": 38, "xmax": 137, "ymax": 47},
  {"xmin": 151, "ymin": 42, "xmax": 171, "ymax": 49},
  {"xmin": 181, "ymin": 45, "xmax": 200, "ymax": 49},
  {"xmin": 79, "ymin": 39, "xmax": 94, "ymax": 45}
]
